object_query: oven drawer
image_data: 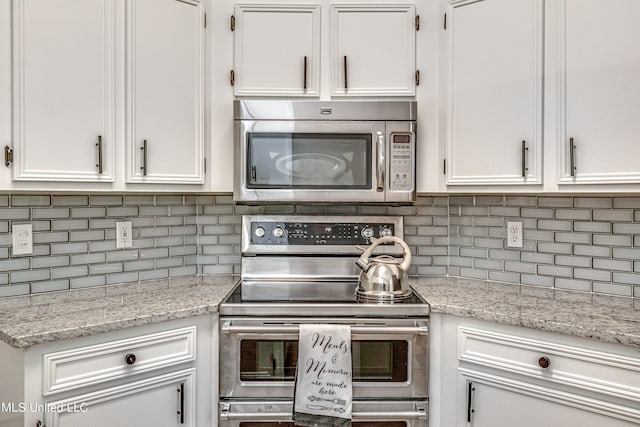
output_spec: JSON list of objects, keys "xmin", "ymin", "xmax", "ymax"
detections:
[
  {"xmin": 219, "ymin": 317, "xmax": 428, "ymax": 400},
  {"xmin": 219, "ymin": 400, "xmax": 428, "ymax": 427}
]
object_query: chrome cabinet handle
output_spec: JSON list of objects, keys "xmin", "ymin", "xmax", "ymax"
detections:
[
  {"xmin": 569, "ymin": 137, "xmax": 576, "ymax": 177},
  {"xmin": 376, "ymin": 131, "xmax": 385, "ymax": 192},
  {"xmin": 303, "ymin": 56, "xmax": 307, "ymax": 90},
  {"xmin": 96, "ymin": 135, "xmax": 103, "ymax": 174},
  {"xmin": 521, "ymin": 140, "xmax": 528, "ymax": 177},
  {"xmin": 343, "ymin": 55, "xmax": 348, "ymax": 90},
  {"xmin": 140, "ymin": 140, "xmax": 148, "ymax": 176}
]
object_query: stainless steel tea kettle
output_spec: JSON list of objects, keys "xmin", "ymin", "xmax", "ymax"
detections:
[{"xmin": 355, "ymin": 236, "xmax": 413, "ymax": 302}]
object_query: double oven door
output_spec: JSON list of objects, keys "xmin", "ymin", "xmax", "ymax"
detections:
[
  {"xmin": 219, "ymin": 317, "xmax": 428, "ymax": 400},
  {"xmin": 219, "ymin": 400, "xmax": 428, "ymax": 427}
]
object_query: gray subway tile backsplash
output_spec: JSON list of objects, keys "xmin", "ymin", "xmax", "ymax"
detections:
[{"xmin": 0, "ymin": 193, "xmax": 639, "ymax": 299}]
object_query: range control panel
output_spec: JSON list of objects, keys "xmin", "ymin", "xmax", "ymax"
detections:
[
  {"xmin": 389, "ymin": 132, "xmax": 414, "ymax": 191},
  {"xmin": 250, "ymin": 221, "xmax": 395, "ymax": 245}
]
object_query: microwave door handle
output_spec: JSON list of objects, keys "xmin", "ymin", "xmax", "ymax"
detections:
[{"xmin": 376, "ymin": 131, "xmax": 385, "ymax": 192}]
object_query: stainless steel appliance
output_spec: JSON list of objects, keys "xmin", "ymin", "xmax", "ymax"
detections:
[
  {"xmin": 234, "ymin": 100, "xmax": 417, "ymax": 203},
  {"xmin": 219, "ymin": 215, "xmax": 430, "ymax": 426}
]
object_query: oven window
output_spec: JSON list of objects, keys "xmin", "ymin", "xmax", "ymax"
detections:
[
  {"xmin": 246, "ymin": 133, "xmax": 372, "ymax": 189},
  {"xmin": 239, "ymin": 423, "xmax": 407, "ymax": 427},
  {"xmin": 240, "ymin": 340, "xmax": 408, "ymax": 382}
]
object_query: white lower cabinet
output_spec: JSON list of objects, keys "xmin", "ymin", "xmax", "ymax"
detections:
[
  {"xmin": 0, "ymin": 315, "xmax": 215, "ymax": 427},
  {"xmin": 429, "ymin": 314, "xmax": 640, "ymax": 426},
  {"xmin": 45, "ymin": 369, "xmax": 195, "ymax": 427},
  {"xmin": 460, "ymin": 377, "xmax": 635, "ymax": 427}
]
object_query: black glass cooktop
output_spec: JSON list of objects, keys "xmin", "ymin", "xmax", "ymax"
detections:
[{"xmin": 223, "ymin": 280, "xmax": 426, "ymax": 305}]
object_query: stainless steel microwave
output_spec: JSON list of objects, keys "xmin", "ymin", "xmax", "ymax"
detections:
[{"xmin": 234, "ymin": 100, "xmax": 417, "ymax": 203}]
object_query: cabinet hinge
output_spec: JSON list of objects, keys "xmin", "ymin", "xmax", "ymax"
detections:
[
  {"xmin": 415, "ymin": 70, "xmax": 420, "ymax": 86},
  {"xmin": 443, "ymin": 158, "xmax": 447, "ymax": 175},
  {"xmin": 415, "ymin": 14, "xmax": 420, "ymax": 31},
  {"xmin": 230, "ymin": 70, "xmax": 235, "ymax": 86},
  {"xmin": 204, "ymin": 13, "xmax": 207, "ymax": 29},
  {"xmin": 444, "ymin": 13, "xmax": 447, "ymax": 30},
  {"xmin": 4, "ymin": 145, "xmax": 13, "ymax": 167},
  {"xmin": 230, "ymin": 15, "xmax": 235, "ymax": 31}
]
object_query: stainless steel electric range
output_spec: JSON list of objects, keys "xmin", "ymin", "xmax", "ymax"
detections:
[{"xmin": 219, "ymin": 215, "xmax": 430, "ymax": 426}]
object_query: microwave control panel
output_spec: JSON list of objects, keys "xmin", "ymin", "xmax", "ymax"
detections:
[
  {"xmin": 250, "ymin": 222, "xmax": 395, "ymax": 245},
  {"xmin": 389, "ymin": 132, "xmax": 414, "ymax": 191}
]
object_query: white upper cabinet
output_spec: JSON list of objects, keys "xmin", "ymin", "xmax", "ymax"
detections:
[
  {"xmin": 557, "ymin": 0, "xmax": 640, "ymax": 185},
  {"xmin": 445, "ymin": 0, "xmax": 543, "ymax": 186},
  {"xmin": 126, "ymin": 0, "xmax": 205, "ymax": 184},
  {"xmin": 331, "ymin": 5, "xmax": 417, "ymax": 97},
  {"xmin": 233, "ymin": 4, "xmax": 320, "ymax": 97},
  {"xmin": 12, "ymin": 0, "xmax": 115, "ymax": 182}
]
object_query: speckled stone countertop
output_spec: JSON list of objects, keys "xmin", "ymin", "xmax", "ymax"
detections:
[
  {"xmin": 0, "ymin": 275, "xmax": 237, "ymax": 348},
  {"xmin": 413, "ymin": 276, "xmax": 640, "ymax": 348},
  {"xmin": 1, "ymin": 275, "xmax": 639, "ymax": 349}
]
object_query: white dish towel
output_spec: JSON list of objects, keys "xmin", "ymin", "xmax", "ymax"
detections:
[{"xmin": 293, "ymin": 324, "xmax": 352, "ymax": 427}]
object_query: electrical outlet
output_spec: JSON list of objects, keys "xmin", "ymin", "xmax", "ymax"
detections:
[
  {"xmin": 506, "ymin": 221, "xmax": 523, "ymax": 248},
  {"xmin": 116, "ymin": 221, "xmax": 133, "ymax": 249},
  {"xmin": 12, "ymin": 223, "xmax": 33, "ymax": 255}
]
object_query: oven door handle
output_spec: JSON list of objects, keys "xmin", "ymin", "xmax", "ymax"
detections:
[
  {"xmin": 221, "ymin": 321, "xmax": 428, "ymax": 336},
  {"xmin": 220, "ymin": 407, "xmax": 291, "ymax": 421},
  {"xmin": 220, "ymin": 407, "xmax": 428, "ymax": 421}
]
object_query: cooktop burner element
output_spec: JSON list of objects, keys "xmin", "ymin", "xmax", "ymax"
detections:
[{"xmin": 220, "ymin": 215, "xmax": 430, "ymax": 318}]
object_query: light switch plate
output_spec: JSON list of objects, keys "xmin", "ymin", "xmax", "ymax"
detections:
[{"xmin": 12, "ymin": 223, "xmax": 33, "ymax": 255}]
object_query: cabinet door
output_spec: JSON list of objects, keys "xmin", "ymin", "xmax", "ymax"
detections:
[
  {"xmin": 234, "ymin": 4, "xmax": 320, "ymax": 97},
  {"xmin": 445, "ymin": 0, "xmax": 543, "ymax": 185},
  {"xmin": 126, "ymin": 0, "xmax": 205, "ymax": 184},
  {"xmin": 558, "ymin": 0, "xmax": 640, "ymax": 184},
  {"xmin": 45, "ymin": 369, "xmax": 195, "ymax": 427},
  {"xmin": 331, "ymin": 5, "xmax": 416, "ymax": 96},
  {"xmin": 12, "ymin": 0, "xmax": 115, "ymax": 182},
  {"xmin": 463, "ymin": 377, "xmax": 639, "ymax": 427}
]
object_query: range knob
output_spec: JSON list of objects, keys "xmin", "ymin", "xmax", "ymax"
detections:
[
  {"xmin": 361, "ymin": 227, "xmax": 374, "ymax": 239},
  {"xmin": 379, "ymin": 227, "xmax": 393, "ymax": 238},
  {"xmin": 273, "ymin": 226, "xmax": 285, "ymax": 238},
  {"xmin": 254, "ymin": 226, "xmax": 266, "ymax": 238}
]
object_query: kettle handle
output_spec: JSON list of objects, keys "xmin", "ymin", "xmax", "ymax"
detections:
[{"xmin": 357, "ymin": 236, "xmax": 412, "ymax": 272}]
